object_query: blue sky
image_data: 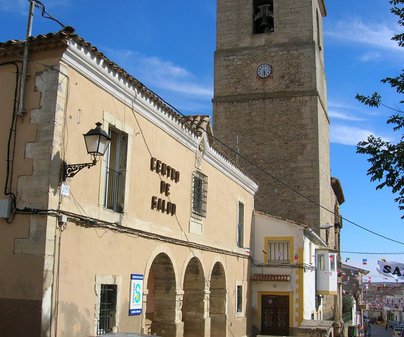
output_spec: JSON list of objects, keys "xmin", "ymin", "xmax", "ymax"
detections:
[{"xmin": 0, "ymin": 0, "xmax": 403, "ymax": 282}]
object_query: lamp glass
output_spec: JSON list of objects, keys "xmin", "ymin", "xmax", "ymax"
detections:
[{"xmin": 83, "ymin": 122, "xmax": 111, "ymax": 156}]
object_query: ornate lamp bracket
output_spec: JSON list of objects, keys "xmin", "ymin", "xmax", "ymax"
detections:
[{"xmin": 62, "ymin": 160, "xmax": 97, "ymax": 181}]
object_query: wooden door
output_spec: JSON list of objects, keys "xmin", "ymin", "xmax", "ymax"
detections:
[{"xmin": 261, "ymin": 294, "xmax": 289, "ymax": 336}]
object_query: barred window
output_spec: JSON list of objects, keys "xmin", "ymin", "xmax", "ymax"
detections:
[
  {"xmin": 97, "ymin": 284, "xmax": 117, "ymax": 335},
  {"xmin": 191, "ymin": 171, "xmax": 208, "ymax": 218},
  {"xmin": 268, "ymin": 240, "xmax": 289, "ymax": 262}
]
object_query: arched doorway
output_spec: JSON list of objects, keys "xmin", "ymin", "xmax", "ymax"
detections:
[
  {"xmin": 210, "ymin": 262, "xmax": 227, "ymax": 337},
  {"xmin": 147, "ymin": 253, "xmax": 176, "ymax": 337},
  {"xmin": 182, "ymin": 257, "xmax": 205, "ymax": 337}
]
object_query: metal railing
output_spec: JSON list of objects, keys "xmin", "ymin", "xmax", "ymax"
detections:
[{"xmin": 105, "ymin": 167, "xmax": 122, "ymax": 212}]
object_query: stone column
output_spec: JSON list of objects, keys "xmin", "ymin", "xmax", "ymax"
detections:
[
  {"xmin": 204, "ymin": 289, "xmax": 211, "ymax": 337},
  {"xmin": 175, "ymin": 289, "xmax": 184, "ymax": 337},
  {"xmin": 141, "ymin": 289, "xmax": 149, "ymax": 334}
]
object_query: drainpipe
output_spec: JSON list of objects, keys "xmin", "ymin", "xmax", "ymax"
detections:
[{"xmin": 17, "ymin": 0, "xmax": 35, "ymax": 116}]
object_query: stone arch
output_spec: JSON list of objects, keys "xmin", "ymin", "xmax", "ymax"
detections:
[
  {"xmin": 145, "ymin": 252, "xmax": 177, "ymax": 337},
  {"xmin": 182, "ymin": 256, "xmax": 206, "ymax": 337},
  {"xmin": 209, "ymin": 261, "xmax": 227, "ymax": 337}
]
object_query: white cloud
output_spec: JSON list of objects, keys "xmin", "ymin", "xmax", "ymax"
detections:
[
  {"xmin": 325, "ymin": 19, "xmax": 401, "ymax": 52},
  {"xmin": 329, "ymin": 110, "xmax": 365, "ymax": 121},
  {"xmin": 105, "ymin": 48, "xmax": 213, "ymax": 99},
  {"xmin": 330, "ymin": 124, "xmax": 376, "ymax": 145},
  {"xmin": 360, "ymin": 51, "xmax": 382, "ymax": 62}
]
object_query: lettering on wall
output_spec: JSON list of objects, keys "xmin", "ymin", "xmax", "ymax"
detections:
[{"xmin": 150, "ymin": 157, "xmax": 179, "ymax": 216}]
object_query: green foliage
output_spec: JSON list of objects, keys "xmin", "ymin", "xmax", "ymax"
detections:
[{"xmin": 356, "ymin": 0, "xmax": 404, "ymax": 218}]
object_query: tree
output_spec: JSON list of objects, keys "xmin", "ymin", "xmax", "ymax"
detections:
[{"xmin": 356, "ymin": 0, "xmax": 404, "ymax": 218}]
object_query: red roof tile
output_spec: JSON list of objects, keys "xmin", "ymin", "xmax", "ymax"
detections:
[{"xmin": 251, "ymin": 274, "xmax": 290, "ymax": 282}]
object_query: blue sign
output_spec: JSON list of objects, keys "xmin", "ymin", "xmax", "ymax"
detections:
[{"xmin": 129, "ymin": 274, "xmax": 143, "ymax": 316}]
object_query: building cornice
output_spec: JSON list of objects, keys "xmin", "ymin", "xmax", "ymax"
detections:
[{"xmin": 61, "ymin": 40, "xmax": 258, "ymax": 195}]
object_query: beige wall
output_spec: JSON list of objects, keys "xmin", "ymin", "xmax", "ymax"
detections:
[
  {"xmin": 0, "ymin": 42, "xmax": 256, "ymax": 337},
  {"xmin": 0, "ymin": 49, "xmax": 66, "ymax": 337}
]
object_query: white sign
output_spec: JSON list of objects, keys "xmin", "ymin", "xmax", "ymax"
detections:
[
  {"xmin": 129, "ymin": 274, "xmax": 143, "ymax": 316},
  {"xmin": 377, "ymin": 260, "xmax": 404, "ymax": 280}
]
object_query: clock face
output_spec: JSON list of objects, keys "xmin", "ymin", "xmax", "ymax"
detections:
[{"xmin": 257, "ymin": 64, "xmax": 272, "ymax": 78}]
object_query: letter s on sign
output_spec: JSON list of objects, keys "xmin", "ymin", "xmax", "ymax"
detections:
[{"xmin": 383, "ymin": 265, "xmax": 392, "ymax": 273}]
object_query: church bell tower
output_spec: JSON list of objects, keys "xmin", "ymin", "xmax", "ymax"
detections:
[{"xmin": 213, "ymin": 0, "xmax": 332, "ymax": 230}]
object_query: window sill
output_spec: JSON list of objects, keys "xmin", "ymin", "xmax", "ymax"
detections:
[{"xmin": 189, "ymin": 217, "xmax": 203, "ymax": 235}]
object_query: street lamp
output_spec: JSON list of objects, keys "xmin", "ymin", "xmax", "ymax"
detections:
[{"xmin": 62, "ymin": 122, "xmax": 111, "ymax": 181}]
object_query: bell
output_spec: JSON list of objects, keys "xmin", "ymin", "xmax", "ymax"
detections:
[
  {"xmin": 254, "ymin": 4, "xmax": 274, "ymax": 33},
  {"xmin": 259, "ymin": 15, "xmax": 274, "ymax": 33}
]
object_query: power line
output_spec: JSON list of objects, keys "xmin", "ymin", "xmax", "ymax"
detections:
[
  {"xmin": 30, "ymin": 0, "xmax": 65, "ymax": 28},
  {"xmin": 341, "ymin": 250, "xmax": 404, "ymax": 255},
  {"xmin": 4, "ymin": 3, "xmax": 403, "ymax": 247},
  {"xmin": 142, "ymin": 85, "xmax": 404, "ymax": 247}
]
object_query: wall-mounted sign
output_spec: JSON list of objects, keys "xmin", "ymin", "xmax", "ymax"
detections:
[
  {"xmin": 129, "ymin": 274, "xmax": 143, "ymax": 316},
  {"xmin": 150, "ymin": 157, "xmax": 179, "ymax": 216}
]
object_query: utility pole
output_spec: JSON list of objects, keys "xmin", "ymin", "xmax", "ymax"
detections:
[{"xmin": 18, "ymin": 0, "xmax": 35, "ymax": 116}]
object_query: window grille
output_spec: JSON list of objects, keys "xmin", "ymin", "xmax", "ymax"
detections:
[
  {"xmin": 97, "ymin": 284, "xmax": 117, "ymax": 335},
  {"xmin": 268, "ymin": 240, "xmax": 289, "ymax": 262},
  {"xmin": 191, "ymin": 171, "xmax": 208, "ymax": 218}
]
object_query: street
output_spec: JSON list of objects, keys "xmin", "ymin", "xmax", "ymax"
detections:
[{"xmin": 364, "ymin": 324, "xmax": 391, "ymax": 337}]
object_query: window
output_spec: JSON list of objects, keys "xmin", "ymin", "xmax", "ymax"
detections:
[
  {"xmin": 253, "ymin": 0, "xmax": 274, "ymax": 34},
  {"xmin": 318, "ymin": 254, "xmax": 325, "ymax": 270},
  {"xmin": 104, "ymin": 127, "xmax": 128, "ymax": 212},
  {"xmin": 191, "ymin": 171, "xmax": 208, "ymax": 218},
  {"xmin": 97, "ymin": 284, "xmax": 117, "ymax": 335},
  {"xmin": 330, "ymin": 254, "xmax": 336, "ymax": 271},
  {"xmin": 268, "ymin": 240, "xmax": 289, "ymax": 262},
  {"xmin": 236, "ymin": 285, "xmax": 243, "ymax": 313},
  {"xmin": 237, "ymin": 201, "xmax": 244, "ymax": 247}
]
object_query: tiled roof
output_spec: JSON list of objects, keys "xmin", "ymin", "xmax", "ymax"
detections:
[
  {"xmin": 0, "ymin": 26, "xmax": 201, "ymax": 138},
  {"xmin": 251, "ymin": 274, "xmax": 290, "ymax": 282},
  {"xmin": 181, "ymin": 115, "xmax": 211, "ymax": 137},
  {"xmin": 0, "ymin": 27, "xmax": 257, "ymax": 185}
]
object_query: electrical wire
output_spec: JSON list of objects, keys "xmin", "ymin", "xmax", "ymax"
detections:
[
  {"xmin": 341, "ymin": 250, "xmax": 404, "ymax": 255},
  {"xmin": 30, "ymin": 0, "xmax": 65, "ymax": 28},
  {"xmin": 0, "ymin": 61, "xmax": 22, "ymax": 223},
  {"xmin": 132, "ymin": 80, "xmax": 404, "ymax": 246},
  {"xmin": 4, "ymin": 10, "xmax": 400, "ymax": 247}
]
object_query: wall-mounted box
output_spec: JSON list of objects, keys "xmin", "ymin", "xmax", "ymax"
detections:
[{"xmin": 0, "ymin": 198, "xmax": 11, "ymax": 218}]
